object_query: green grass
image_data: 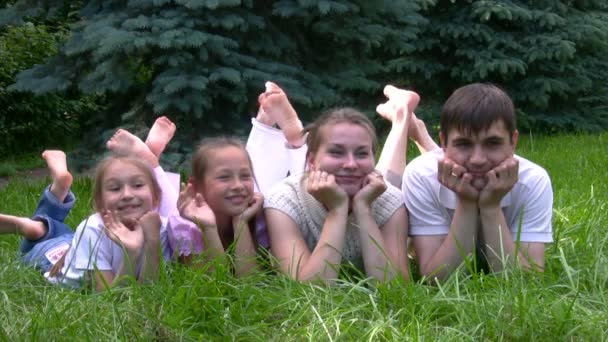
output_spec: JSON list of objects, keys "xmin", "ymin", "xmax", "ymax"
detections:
[
  {"xmin": 0, "ymin": 133, "xmax": 607, "ymax": 339},
  {"xmin": 0, "ymin": 152, "xmax": 46, "ymax": 177}
]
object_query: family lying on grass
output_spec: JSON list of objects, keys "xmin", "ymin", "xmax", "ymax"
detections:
[{"xmin": 0, "ymin": 82, "xmax": 553, "ymax": 291}]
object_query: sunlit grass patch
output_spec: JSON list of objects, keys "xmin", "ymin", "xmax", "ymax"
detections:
[{"xmin": 0, "ymin": 133, "xmax": 606, "ymax": 339}]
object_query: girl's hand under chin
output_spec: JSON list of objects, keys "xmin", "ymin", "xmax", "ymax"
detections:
[
  {"xmin": 306, "ymin": 170, "xmax": 349, "ymax": 211},
  {"xmin": 236, "ymin": 192, "xmax": 264, "ymax": 223},
  {"xmin": 102, "ymin": 210, "xmax": 145, "ymax": 259},
  {"xmin": 352, "ymin": 171, "xmax": 387, "ymax": 211},
  {"xmin": 178, "ymin": 182, "xmax": 217, "ymax": 228},
  {"xmin": 139, "ymin": 211, "xmax": 161, "ymax": 244}
]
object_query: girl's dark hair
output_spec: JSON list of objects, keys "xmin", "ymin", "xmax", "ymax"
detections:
[{"xmin": 191, "ymin": 136, "xmax": 255, "ymax": 187}]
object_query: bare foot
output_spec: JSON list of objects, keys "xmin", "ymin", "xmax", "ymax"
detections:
[
  {"xmin": 376, "ymin": 85, "xmax": 420, "ymax": 124},
  {"xmin": 107, "ymin": 129, "xmax": 159, "ymax": 167},
  {"xmin": 0, "ymin": 214, "xmax": 46, "ymax": 240},
  {"xmin": 42, "ymin": 150, "xmax": 73, "ymax": 202},
  {"xmin": 255, "ymin": 105, "xmax": 274, "ymax": 127},
  {"xmin": 259, "ymin": 81, "xmax": 304, "ymax": 146},
  {"xmin": 145, "ymin": 116, "xmax": 176, "ymax": 158}
]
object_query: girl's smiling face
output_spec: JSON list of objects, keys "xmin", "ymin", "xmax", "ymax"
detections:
[
  {"xmin": 100, "ymin": 160, "xmax": 157, "ymax": 221},
  {"xmin": 197, "ymin": 146, "xmax": 255, "ymax": 220}
]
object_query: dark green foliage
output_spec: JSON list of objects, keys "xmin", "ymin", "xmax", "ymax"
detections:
[
  {"xmin": 1, "ymin": 0, "xmax": 433, "ymax": 168},
  {"xmin": 396, "ymin": 0, "xmax": 608, "ymax": 132},
  {"xmin": 0, "ymin": 23, "xmax": 97, "ymax": 155},
  {"xmin": 0, "ymin": 1, "xmax": 607, "ymax": 166},
  {"xmin": 0, "ymin": 0, "xmax": 80, "ymax": 25}
]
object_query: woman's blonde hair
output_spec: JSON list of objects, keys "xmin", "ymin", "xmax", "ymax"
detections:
[{"xmin": 303, "ymin": 107, "xmax": 378, "ymax": 164}]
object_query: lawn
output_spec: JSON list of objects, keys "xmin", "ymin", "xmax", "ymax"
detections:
[{"xmin": 0, "ymin": 133, "xmax": 606, "ymax": 340}]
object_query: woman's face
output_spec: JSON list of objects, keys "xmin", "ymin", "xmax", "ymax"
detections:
[{"xmin": 308, "ymin": 122, "xmax": 375, "ymax": 196}]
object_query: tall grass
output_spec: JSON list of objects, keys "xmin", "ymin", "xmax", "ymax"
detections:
[{"xmin": 0, "ymin": 133, "xmax": 606, "ymax": 340}]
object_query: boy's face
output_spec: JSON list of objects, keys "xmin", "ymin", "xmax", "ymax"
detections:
[{"xmin": 441, "ymin": 120, "xmax": 518, "ymax": 191}]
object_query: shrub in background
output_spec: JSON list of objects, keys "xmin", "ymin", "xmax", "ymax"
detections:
[
  {"xmin": 0, "ymin": 22, "xmax": 98, "ymax": 156},
  {"xmin": 0, "ymin": 1, "xmax": 606, "ymax": 169}
]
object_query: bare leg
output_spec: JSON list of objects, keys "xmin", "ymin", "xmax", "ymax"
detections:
[
  {"xmin": 145, "ymin": 116, "xmax": 176, "ymax": 158},
  {"xmin": 0, "ymin": 214, "xmax": 46, "ymax": 240},
  {"xmin": 408, "ymin": 112, "xmax": 439, "ymax": 154},
  {"xmin": 42, "ymin": 150, "xmax": 73, "ymax": 203},
  {"xmin": 260, "ymin": 81, "xmax": 305, "ymax": 147},
  {"xmin": 375, "ymin": 85, "xmax": 420, "ymax": 187},
  {"xmin": 143, "ymin": 117, "xmax": 180, "ymax": 215},
  {"xmin": 107, "ymin": 129, "xmax": 159, "ymax": 168}
]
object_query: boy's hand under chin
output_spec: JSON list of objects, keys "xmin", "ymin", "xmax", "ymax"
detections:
[
  {"xmin": 438, "ymin": 158, "xmax": 480, "ymax": 203},
  {"xmin": 478, "ymin": 157, "xmax": 519, "ymax": 208}
]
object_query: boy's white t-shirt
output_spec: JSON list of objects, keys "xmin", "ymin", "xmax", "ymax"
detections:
[
  {"xmin": 403, "ymin": 150, "xmax": 553, "ymax": 243},
  {"xmin": 46, "ymin": 213, "xmax": 171, "ymax": 288}
]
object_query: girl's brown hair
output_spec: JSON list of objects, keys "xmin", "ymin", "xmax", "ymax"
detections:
[
  {"xmin": 191, "ymin": 136, "xmax": 255, "ymax": 187},
  {"xmin": 92, "ymin": 156, "xmax": 162, "ymax": 212},
  {"xmin": 303, "ymin": 107, "xmax": 378, "ymax": 165}
]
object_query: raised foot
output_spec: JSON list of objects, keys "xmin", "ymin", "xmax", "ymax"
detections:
[{"xmin": 145, "ymin": 116, "xmax": 176, "ymax": 158}]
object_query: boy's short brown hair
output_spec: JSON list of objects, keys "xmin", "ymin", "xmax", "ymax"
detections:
[{"xmin": 440, "ymin": 83, "xmax": 516, "ymax": 143}]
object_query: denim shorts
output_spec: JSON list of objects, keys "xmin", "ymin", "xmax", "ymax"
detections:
[{"xmin": 19, "ymin": 186, "xmax": 76, "ymax": 273}]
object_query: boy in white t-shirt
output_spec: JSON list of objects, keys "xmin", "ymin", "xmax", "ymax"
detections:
[{"xmin": 403, "ymin": 83, "xmax": 553, "ymax": 280}]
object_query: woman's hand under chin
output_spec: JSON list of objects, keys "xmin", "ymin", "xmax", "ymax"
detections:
[
  {"xmin": 306, "ymin": 170, "xmax": 349, "ymax": 211},
  {"xmin": 352, "ymin": 171, "xmax": 387, "ymax": 213}
]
